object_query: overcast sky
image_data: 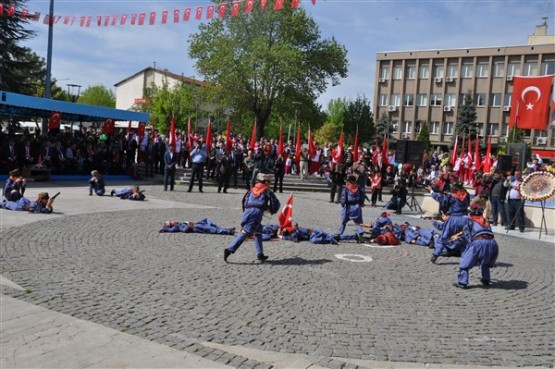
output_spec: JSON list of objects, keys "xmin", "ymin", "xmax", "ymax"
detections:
[{"xmin": 22, "ymin": 0, "xmax": 554, "ymax": 110}]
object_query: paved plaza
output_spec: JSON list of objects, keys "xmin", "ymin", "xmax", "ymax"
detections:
[{"xmin": 1, "ymin": 181, "xmax": 554, "ymax": 368}]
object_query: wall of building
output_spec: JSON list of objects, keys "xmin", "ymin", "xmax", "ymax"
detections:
[{"xmin": 115, "ymin": 73, "xmax": 147, "ymax": 110}]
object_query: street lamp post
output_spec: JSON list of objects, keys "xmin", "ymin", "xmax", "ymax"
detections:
[
  {"xmin": 42, "ymin": 0, "xmax": 55, "ymax": 136},
  {"xmin": 66, "ymin": 84, "xmax": 81, "ymax": 135}
]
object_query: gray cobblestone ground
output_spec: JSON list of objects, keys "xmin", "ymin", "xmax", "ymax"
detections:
[{"xmin": 1, "ymin": 184, "xmax": 553, "ymax": 368}]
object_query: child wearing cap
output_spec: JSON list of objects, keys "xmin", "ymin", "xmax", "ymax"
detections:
[
  {"xmin": 224, "ymin": 173, "xmax": 280, "ymax": 263},
  {"xmin": 336, "ymin": 175, "xmax": 365, "ymax": 243}
]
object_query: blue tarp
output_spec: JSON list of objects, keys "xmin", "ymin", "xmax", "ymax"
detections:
[{"xmin": 0, "ymin": 91, "xmax": 149, "ymax": 123}]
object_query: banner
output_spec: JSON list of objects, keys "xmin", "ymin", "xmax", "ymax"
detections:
[
  {"xmin": 102, "ymin": 118, "xmax": 115, "ymax": 135},
  {"xmin": 510, "ymin": 75, "xmax": 553, "ymax": 130},
  {"xmin": 48, "ymin": 112, "xmax": 62, "ymax": 130},
  {"xmin": 218, "ymin": 3, "xmax": 226, "ymax": 18}
]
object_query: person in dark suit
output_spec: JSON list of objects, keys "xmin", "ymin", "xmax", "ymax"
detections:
[
  {"xmin": 19, "ymin": 139, "xmax": 36, "ymax": 168},
  {"xmin": 144, "ymin": 138, "xmax": 155, "ymax": 178},
  {"xmin": 154, "ymin": 139, "xmax": 166, "ymax": 175},
  {"xmin": 164, "ymin": 144, "xmax": 178, "ymax": 191},
  {"xmin": 3, "ymin": 138, "xmax": 19, "ymax": 171}
]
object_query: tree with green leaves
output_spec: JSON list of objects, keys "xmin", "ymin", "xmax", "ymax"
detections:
[
  {"xmin": 79, "ymin": 85, "xmax": 116, "ymax": 108},
  {"xmin": 374, "ymin": 112, "xmax": 396, "ymax": 144},
  {"xmin": 454, "ymin": 92, "xmax": 478, "ymax": 144},
  {"xmin": 188, "ymin": 1, "xmax": 348, "ymax": 139},
  {"xmin": 0, "ymin": 0, "xmax": 45, "ymax": 94},
  {"xmin": 417, "ymin": 120, "xmax": 431, "ymax": 152},
  {"xmin": 343, "ymin": 95, "xmax": 374, "ymax": 145}
]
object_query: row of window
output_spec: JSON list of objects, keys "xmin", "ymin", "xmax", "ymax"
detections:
[
  {"xmin": 379, "ymin": 93, "xmax": 512, "ymax": 107},
  {"xmin": 380, "ymin": 60, "xmax": 555, "ymax": 80},
  {"xmin": 395, "ymin": 122, "xmax": 552, "ymax": 137}
]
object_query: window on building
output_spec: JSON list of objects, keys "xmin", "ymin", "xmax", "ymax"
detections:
[
  {"xmin": 477, "ymin": 63, "xmax": 489, "ymax": 78},
  {"xmin": 402, "ymin": 121, "xmax": 411, "ymax": 133},
  {"xmin": 540, "ymin": 60, "xmax": 555, "ymax": 75},
  {"xmin": 391, "ymin": 120, "xmax": 399, "ymax": 132},
  {"xmin": 475, "ymin": 123, "xmax": 485, "ymax": 136},
  {"xmin": 429, "ymin": 121, "xmax": 440, "ymax": 134},
  {"xmin": 447, "ymin": 64, "xmax": 458, "ymax": 78},
  {"xmin": 462, "ymin": 64, "xmax": 473, "ymax": 78},
  {"xmin": 487, "ymin": 123, "xmax": 499, "ymax": 136},
  {"xmin": 443, "ymin": 122, "xmax": 454, "ymax": 135},
  {"xmin": 419, "ymin": 64, "xmax": 430, "ymax": 79},
  {"xmin": 504, "ymin": 93, "xmax": 512, "ymax": 106},
  {"xmin": 380, "ymin": 65, "xmax": 390, "ymax": 79},
  {"xmin": 524, "ymin": 129, "xmax": 531, "ymax": 137},
  {"xmin": 523, "ymin": 61, "xmax": 538, "ymax": 76},
  {"xmin": 445, "ymin": 93, "xmax": 457, "ymax": 107},
  {"xmin": 379, "ymin": 94, "xmax": 388, "ymax": 106},
  {"xmin": 434, "ymin": 64, "xmax": 444, "ymax": 78},
  {"xmin": 490, "ymin": 93, "xmax": 502, "ymax": 107},
  {"xmin": 493, "ymin": 62, "xmax": 505, "ymax": 77},
  {"xmin": 535, "ymin": 130, "xmax": 548, "ymax": 138},
  {"xmin": 475, "ymin": 93, "xmax": 486, "ymax": 107},
  {"xmin": 404, "ymin": 94, "xmax": 414, "ymax": 106},
  {"xmin": 417, "ymin": 94, "xmax": 428, "ymax": 106},
  {"xmin": 390, "ymin": 94, "xmax": 401, "ymax": 107},
  {"xmin": 406, "ymin": 64, "xmax": 416, "ymax": 79},
  {"xmin": 393, "ymin": 65, "xmax": 403, "ymax": 80},
  {"xmin": 501, "ymin": 123, "xmax": 509, "ymax": 137},
  {"xmin": 507, "ymin": 62, "xmax": 520, "ymax": 77},
  {"xmin": 430, "ymin": 94, "xmax": 442, "ymax": 106},
  {"xmin": 415, "ymin": 120, "xmax": 422, "ymax": 133}
]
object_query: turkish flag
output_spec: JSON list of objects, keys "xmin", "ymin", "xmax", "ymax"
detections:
[
  {"xmin": 311, "ymin": 0, "xmax": 316, "ymax": 4},
  {"xmin": 0, "ymin": 4, "xmax": 4, "ymax": 15},
  {"xmin": 184, "ymin": 8, "xmax": 191, "ymax": 21},
  {"xmin": 96, "ymin": 16, "xmax": 102, "ymax": 26},
  {"xmin": 138, "ymin": 13, "xmax": 146, "ymax": 26},
  {"xmin": 21, "ymin": 9, "xmax": 29, "ymax": 19},
  {"xmin": 111, "ymin": 15, "xmax": 118, "ymax": 26},
  {"xmin": 206, "ymin": 5, "xmax": 214, "ymax": 19},
  {"xmin": 308, "ymin": 126, "xmax": 316, "ymax": 157},
  {"xmin": 80, "ymin": 16, "xmax": 85, "ymax": 27},
  {"xmin": 103, "ymin": 119, "xmax": 115, "ymax": 135},
  {"xmin": 195, "ymin": 7, "xmax": 203, "ymax": 20},
  {"xmin": 277, "ymin": 126, "xmax": 284, "ymax": 156},
  {"xmin": 120, "ymin": 14, "xmax": 127, "ymax": 25},
  {"xmin": 510, "ymin": 75, "xmax": 553, "ymax": 130},
  {"xmin": 149, "ymin": 12, "xmax": 156, "ymax": 25},
  {"xmin": 274, "ymin": 0, "xmax": 285, "ymax": 10},
  {"xmin": 173, "ymin": 9, "xmax": 180, "ymax": 23},
  {"xmin": 473, "ymin": 137, "xmax": 481, "ymax": 171},
  {"xmin": 104, "ymin": 15, "xmax": 110, "ymax": 26},
  {"xmin": 169, "ymin": 115, "xmax": 176, "ymax": 145},
  {"xmin": 86, "ymin": 16, "xmax": 92, "ymax": 27},
  {"xmin": 231, "ymin": 2, "xmax": 240, "ymax": 17},
  {"xmin": 334, "ymin": 131, "xmax": 344, "ymax": 164},
  {"xmin": 244, "ymin": 0, "xmax": 254, "ymax": 14},
  {"xmin": 63, "ymin": 15, "xmax": 69, "ymax": 24},
  {"xmin": 249, "ymin": 121, "xmax": 257, "ymax": 150},
  {"xmin": 381, "ymin": 135, "xmax": 388, "ymax": 165},
  {"xmin": 483, "ymin": 135, "xmax": 492, "ymax": 173},
  {"xmin": 131, "ymin": 14, "xmax": 137, "ymax": 25},
  {"xmin": 8, "ymin": 5, "xmax": 15, "ymax": 17},
  {"xmin": 450, "ymin": 135, "xmax": 458, "ymax": 165},
  {"xmin": 205, "ymin": 120, "xmax": 213, "ymax": 151},
  {"xmin": 353, "ymin": 129, "xmax": 359, "ymax": 162},
  {"xmin": 278, "ymin": 194, "xmax": 294, "ymax": 232},
  {"xmin": 48, "ymin": 112, "xmax": 62, "ymax": 130},
  {"xmin": 294, "ymin": 126, "xmax": 302, "ymax": 166},
  {"xmin": 138, "ymin": 122, "xmax": 146, "ymax": 137},
  {"xmin": 187, "ymin": 117, "xmax": 193, "ymax": 151},
  {"xmin": 225, "ymin": 120, "xmax": 233, "ymax": 152},
  {"xmin": 218, "ymin": 3, "xmax": 227, "ymax": 18},
  {"xmin": 291, "ymin": 0, "xmax": 301, "ymax": 9},
  {"xmin": 260, "ymin": 0, "xmax": 268, "ymax": 11},
  {"xmin": 161, "ymin": 10, "xmax": 168, "ymax": 24}
]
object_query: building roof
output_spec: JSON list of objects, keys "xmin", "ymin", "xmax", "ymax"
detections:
[
  {"xmin": 0, "ymin": 91, "xmax": 150, "ymax": 122},
  {"xmin": 113, "ymin": 67, "xmax": 208, "ymax": 88},
  {"xmin": 377, "ymin": 42, "xmax": 554, "ymax": 57}
]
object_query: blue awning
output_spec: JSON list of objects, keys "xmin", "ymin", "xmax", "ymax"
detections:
[{"xmin": 0, "ymin": 91, "xmax": 150, "ymax": 123}]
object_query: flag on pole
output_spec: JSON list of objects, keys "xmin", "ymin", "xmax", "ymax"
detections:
[
  {"xmin": 225, "ymin": 120, "xmax": 232, "ymax": 152},
  {"xmin": 249, "ymin": 121, "xmax": 257, "ymax": 150},
  {"xmin": 278, "ymin": 193, "xmax": 294, "ymax": 232},
  {"xmin": 333, "ymin": 130, "xmax": 344, "ymax": 164},
  {"xmin": 460, "ymin": 135, "xmax": 465, "ymax": 158},
  {"xmin": 295, "ymin": 126, "xmax": 302, "ymax": 166},
  {"xmin": 352, "ymin": 128, "xmax": 359, "ymax": 162},
  {"xmin": 277, "ymin": 126, "xmax": 284, "ymax": 156},
  {"xmin": 473, "ymin": 137, "xmax": 481, "ymax": 171},
  {"xmin": 483, "ymin": 136, "xmax": 492, "ymax": 173},
  {"xmin": 102, "ymin": 118, "xmax": 115, "ymax": 135},
  {"xmin": 187, "ymin": 117, "xmax": 193, "ymax": 152},
  {"xmin": 381, "ymin": 135, "xmax": 388, "ymax": 166},
  {"xmin": 450, "ymin": 136, "xmax": 458, "ymax": 165},
  {"xmin": 308, "ymin": 126, "xmax": 316, "ymax": 157},
  {"xmin": 48, "ymin": 112, "xmax": 62, "ymax": 130},
  {"xmin": 510, "ymin": 75, "xmax": 553, "ymax": 130},
  {"xmin": 205, "ymin": 120, "xmax": 213, "ymax": 150},
  {"xmin": 169, "ymin": 115, "xmax": 176, "ymax": 145}
]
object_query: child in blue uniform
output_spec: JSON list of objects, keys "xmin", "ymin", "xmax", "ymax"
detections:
[
  {"xmin": 427, "ymin": 181, "xmax": 470, "ymax": 263},
  {"xmin": 224, "ymin": 173, "xmax": 280, "ymax": 262},
  {"xmin": 3, "ymin": 169, "xmax": 26, "ymax": 201},
  {"xmin": 336, "ymin": 175, "xmax": 365, "ymax": 243},
  {"xmin": 89, "ymin": 170, "xmax": 106, "ymax": 196},
  {"xmin": 28, "ymin": 192, "xmax": 55, "ymax": 214},
  {"xmin": 453, "ymin": 199, "xmax": 499, "ymax": 288},
  {"xmin": 110, "ymin": 186, "xmax": 145, "ymax": 201},
  {"xmin": 160, "ymin": 218, "xmax": 235, "ymax": 235}
]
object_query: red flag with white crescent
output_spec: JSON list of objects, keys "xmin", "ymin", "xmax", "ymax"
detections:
[
  {"xmin": 334, "ymin": 130, "xmax": 344, "ymax": 164},
  {"xmin": 138, "ymin": 13, "xmax": 146, "ymax": 26},
  {"xmin": 291, "ymin": 0, "xmax": 301, "ymax": 9},
  {"xmin": 161, "ymin": 10, "xmax": 168, "ymax": 24},
  {"xmin": 195, "ymin": 7, "xmax": 203, "ymax": 20},
  {"xmin": 231, "ymin": 2, "xmax": 240, "ymax": 17},
  {"xmin": 48, "ymin": 112, "xmax": 62, "ymax": 130},
  {"xmin": 184, "ymin": 8, "xmax": 191, "ymax": 21},
  {"xmin": 278, "ymin": 193, "xmax": 294, "ymax": 232},
  {"xmin": 149, "ymin": 12, "xmax": 156, "ymax": 25},
  {"xmin": 173, "ymin": 9, "xmax": 180, "ymax": 23},
  {"xmin": 225, "ymin": 120, "xmax": 232, "ymax": 152},
  {"xmin": 206, "ymin": 5, "xmax": 214, "ymax": 19},
  {"xmin": 450, "ymin": 136, "xmax": 458, "ymax": 165},
  {"xmin": 169, "ymin": 115, "xmax": 176, "ymax": 145},
  {"xmin": 295, "ymin": 126, "xmax": 302, "ymax": 166},
  {"xmin": 249, "ymin": 121, "xmax": 257, "ymax": 151},
  {"xmin": 510, "ymin": 75, "xmax": 553, "ymax": 130},
  {"xmin": 483, "ymin": 135, "xmax": 492, "ymax": 173},
  {"xmin": 218, "ymin": 3, "xmax": 227, "ymax": 18},
  {"xmin": 308, "ymin": 126, "xmax": 316, "ymax": 157},
  {"xmin": 187, "ymin": 117, "xmax": 193, "ymax": 151},
  {"xmin": 120, "ymin": 14, "xmax": 127, "ymax": 25},
  {"xmin": 473, "ymin": 137, "xmax": 481, "ymax": 171},
  {"xmin": 277, "ymin": 126, "xmax": 284, "ymax": 156},
  {"xmin": 260, "ymin": 0, "xmax": 268, "ymax": 11},
  {"xmin": 103, "ymin": 119, "xmax": 115, "ymax": 135},
  {"xmin": 274, "ymin": 0, "xmax": 285, "ymax": 10},
  {"xmin": 245, "ymin": 0, "xmax": 254, "ymax": 14}
]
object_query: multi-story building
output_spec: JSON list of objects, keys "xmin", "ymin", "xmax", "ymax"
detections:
[{"xmin": 374, "ymin": 20, "xmax": 555, "ymax": 159}]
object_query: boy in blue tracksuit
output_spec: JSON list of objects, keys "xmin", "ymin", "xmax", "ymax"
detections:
[
  {"xmin": 160, "ymin": 218, "xmax": 235, "ymax": 235},
  {"xmin": 89, "ymin": 170, "xmax": 106, "ymax": 196},
  {"xmin": 453, "ymin": 199, "xmax": 499, "ymax": 288},
  {"xmin": 110, "ymin": 186, "xmax": 145, "ymax": 201},
  {"xmin": 336, "ymin": 175, "xmax": 365, "ymax": 243},
  {"xmin": 224, "ymin": 173, "xmax": 280, "ymax": 262},
  {"xmin": 427, "ymin": 181, "xmax": 470, "ymax": 263}
]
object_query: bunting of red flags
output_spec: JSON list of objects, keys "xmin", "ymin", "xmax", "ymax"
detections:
[{"xmin": 0, "ymin": 0, "xmax": 317, "ymax": 27}]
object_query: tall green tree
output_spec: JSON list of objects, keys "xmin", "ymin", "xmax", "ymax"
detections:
[
  {"xmin": 454, "ymin": 92, "xmax": 478, "ymax": 144},
  {"xmin": 343, "ymin": 95, "xmax": 374, "ymax": 145},
  {"xmin": 188, "ymin": 1, "xmax": 348, "ymax": 139},
  {"xmin": 374, "ymin": 112, "xmax": 396, "ymax": 144},
  {"xmin": 0, "ymin": 0, "xmax": 45, "ymax": 94},
  {"xmin": 417, "ymin": 120, "xmax": 431, "ymax": 152},
  {"xmin": 78, "ymin": 85, "xmax": 116, "ymax": 107}
]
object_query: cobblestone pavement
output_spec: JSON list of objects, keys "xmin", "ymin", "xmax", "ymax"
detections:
[{"xmin": 1, "ymin": 183, "xmax": 553, "ymax": 368}]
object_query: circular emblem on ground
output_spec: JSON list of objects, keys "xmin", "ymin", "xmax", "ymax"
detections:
[{"xmin": 334, "ymin": 254, "xmax": 373, "ymax": 262}]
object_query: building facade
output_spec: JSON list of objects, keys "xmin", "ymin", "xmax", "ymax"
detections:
[{"xmin": 373, "ymin": 23, "xmax": 555, "ymax": 158}]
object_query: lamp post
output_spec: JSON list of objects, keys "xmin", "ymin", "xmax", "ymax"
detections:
[
  {"xmin": 66, "ymin": 84, "xmax": 81, "ymax": 135},
  {"xmin": 289, "ymin": 101, "xmax": 301, "ymax": 143},
  {"xmin": 41, "ymin": 0, "xmax": 55, "ymax": 136}
]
